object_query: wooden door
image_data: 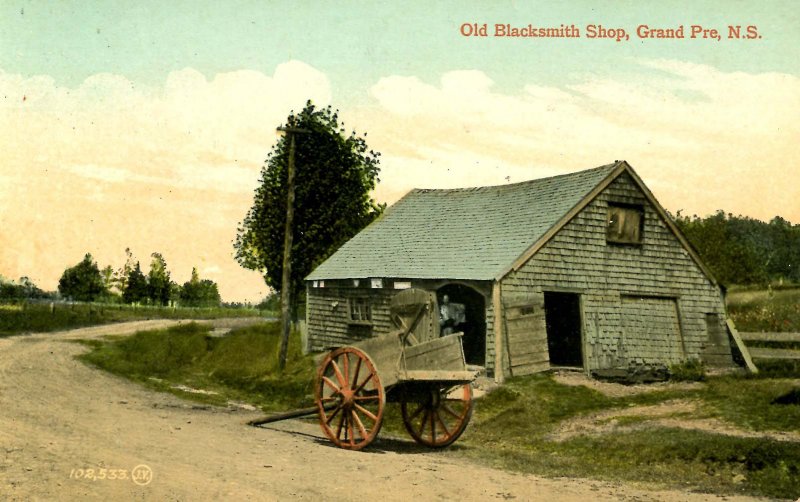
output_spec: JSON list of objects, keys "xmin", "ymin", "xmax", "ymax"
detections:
[{"xmin": 504, "ymin": 293, "xmax": 549, "ymax": 376}]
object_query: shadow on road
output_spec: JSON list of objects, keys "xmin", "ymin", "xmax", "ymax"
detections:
[{"xmin": 252, "ymin": 421, "xmax": 469, "ymax": 455}]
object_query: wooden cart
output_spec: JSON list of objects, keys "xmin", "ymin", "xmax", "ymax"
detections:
[{"xmin": 314, "ymin": 288, "xmax": 479, "ymax": 450}]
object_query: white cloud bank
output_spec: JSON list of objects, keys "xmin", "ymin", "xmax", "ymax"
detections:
[
  {"xmin": 1, "ymin": 60, "xmax": 331, "ymax": 193},
  {"xmin": 362, "ymin": 59, "xmax": 800, "ymax": 224}
]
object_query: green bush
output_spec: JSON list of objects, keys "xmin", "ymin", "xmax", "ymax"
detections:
[{"xmin": 669, "ymin": 359, "xmax": 707, "ymax": 382}]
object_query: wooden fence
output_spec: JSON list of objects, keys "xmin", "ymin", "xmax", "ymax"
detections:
[
  {"xmin": 739, "ymin": 332, "xmax": 800, "ymax": 362},
  {"xmin": 726, "ymin": 320, "xmax": 800, "ymax": 373}
]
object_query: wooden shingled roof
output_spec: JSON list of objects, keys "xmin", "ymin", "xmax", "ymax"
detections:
[{"xmin": 307, "ymin": 161, "xmax": 628, "ymax": 282}]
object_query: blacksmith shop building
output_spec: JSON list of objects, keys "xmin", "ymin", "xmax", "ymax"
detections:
[{"xmin": 305, "ymin": 161, "xmax": 733, "ymax": 380}]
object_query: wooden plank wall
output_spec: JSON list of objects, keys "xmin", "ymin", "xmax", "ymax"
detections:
[
  {"xmin": 307, "ymin": 279, "xmax": 496, "ymax": 374},
  {"xmin": 700, "ymin": 313, "xmax": 734, "ymax": 366},
  {"xmin": 620, "ymin": 296, "xmax": 685, "ymax": 365},
  {"xmin": 306, "ymin": 285, "xmax": 396, "ymax": 351},
  {"xmin": 501, "ymin": 172, "xmax": 729, "ymax": 371}
]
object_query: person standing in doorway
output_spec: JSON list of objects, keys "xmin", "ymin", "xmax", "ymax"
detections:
[{"xmin": 440, "ymin": 294, "xmax": 454, "ymax": 335}]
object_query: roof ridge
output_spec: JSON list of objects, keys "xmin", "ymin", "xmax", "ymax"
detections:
[{"xmin": 409, "ymin": 162, "xmax": 619, "ymax": 194}]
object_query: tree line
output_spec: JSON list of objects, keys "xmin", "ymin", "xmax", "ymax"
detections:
[
  {"xmin": 0, "ymin": 249, "xmax": 222, "ymax": 307},
  {"xmin": 674, "ymin": 211, "xmax": 800, "ymax": 286},
  {"xmin": 0, "ymin": 276, "xmax": 52, "ymax": 301}
]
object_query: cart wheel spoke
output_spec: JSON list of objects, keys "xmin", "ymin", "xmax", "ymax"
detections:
[
  {"xmin": 322, "ymin": 376, "xmax": 341, "ymax": 395},
  {"xmin": 436, "ymin": 413, "xmax": 451, "ymax": 438},
  {"xmin": 353, "ymin": 394, "xmax": 379, "ymax": 402},
  {"xmin": 351, "ymin": 357, "xmax": 362, "ymax": 389},
  {"xmin": 440, "ymin": 403, "xmax": 462, "ymax": 420},
  {"xmin": 335, "ymin": 409, "xmax": 346, "ymax": 439},
  {"xmin": 354, "ymin": 403, "xmax": 378, "ymax": 422},
  {"xmin": 348, "ymin": 417, "xmax": 355, "ymax": 447},
  {"xmin": 416, "ymin": 408, "xmax": 429, "ymax": 438},
  {"xmin": 315, "ymin": 347, "xmax": 385, "ymax": 450},
  {"xmin": 342, "ymin": 352, "xmax": 350, "ymax": 388},
  {"xmin": 353, "ymin": 372, "xmax": 375, "ymax": 394},
  {"xmin": 407, "ymin": 402, "xmax": 425, "ymax": 421},
  {"xmin": 330, "ymin": 359, "xmax": 346, "ymax": 388},
  {"xmin": 325, "ymin": 404, "xmax": 342, "ymax": 425},
  {"xmin": 401, "ymin": 383, "xmax": 473, "ymax": 448},
  {"xmin": 429, "ymin": 408, "xmax": 436, "ymax": 443},
  {"xmin": 351, "ymin": 409, "xmax": 368, "ymax": 439}
]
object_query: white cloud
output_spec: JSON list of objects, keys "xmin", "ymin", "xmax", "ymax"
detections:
[
  {"xmin": 362, "ymin": 60, "xmax": 800, "ymax": 221},
  {"xmin": 1, "ymin": 61, "xmax": 331, "ymax": 192}
]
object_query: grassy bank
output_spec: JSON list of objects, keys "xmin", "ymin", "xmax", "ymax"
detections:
[
  {"xmin": 453, "ymin": 374, "xmax": 800, "ymax": 500},
  {"xmin": 0, "ymin": 301, "xmax": 264, "ymax": 337},
  {"xmin": 77, "ymin": 322, "xmax": 314, "ymax": 412}
]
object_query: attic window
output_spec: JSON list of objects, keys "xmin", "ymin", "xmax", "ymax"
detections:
[
  {"xmin": 349, "ymin": 298, "xmax": 372, "ymax": 324},
  {"xmin": 607, "ymin": 203, "xmax": 644, "ymax": 245}
]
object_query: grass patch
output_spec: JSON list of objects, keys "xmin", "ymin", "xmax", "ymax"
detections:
[
  {"xmin": 448, "ymin": 373, "xmax": 800, "ymax": 499},
  {"xmin": 539, "ymin": 430, "xmax": 799, "ymax": 499},
  {"xmin": 0, "ymin": 301, "xmax": 262, "ymax": 338},
  {"xmin": 699, "ymin": 377, "xmax": 800, "ymax": 433},
  {"xmin": 77, "ymin": 321, "xmax": 315, "ymax": 412}
]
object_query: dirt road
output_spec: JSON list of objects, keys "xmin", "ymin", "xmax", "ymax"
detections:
[{"xmin": 0, "ymin": 321, "xmax": 762, "ymax": 501}]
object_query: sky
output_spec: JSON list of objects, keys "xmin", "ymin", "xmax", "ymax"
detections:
[{"xmin": 1, "ymin": 1, "xmax": 798, "ymax": 303}]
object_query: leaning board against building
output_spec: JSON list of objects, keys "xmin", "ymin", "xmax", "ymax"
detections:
[{"xmin": 305, "ymin": 161, "xmax": 733, "ymax": 381}]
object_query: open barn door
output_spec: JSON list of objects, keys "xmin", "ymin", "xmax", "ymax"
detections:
[
  {"xmin": 437, "ymin": 283, "xmax": 486, "ymax": 366},
  {"xmin": 503, "ymin": 293, "xmax": 549, "ymax": 376},
  {"xmin": 544, "ymin": 292, "xmax": 584, "ymax": 368}
]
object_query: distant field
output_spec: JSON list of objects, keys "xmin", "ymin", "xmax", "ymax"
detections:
[
  {"xmin": 726, "ymin": 286, "xmax": 800, "ymax": 332},
  {"xmin": 0, "ymin": 300, "xmax": 268, "ymax": 337}
]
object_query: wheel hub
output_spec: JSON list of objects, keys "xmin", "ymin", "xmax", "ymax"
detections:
[{"xmin": 339, "ymin": 387, "xmax": 354, "ymax": 408}]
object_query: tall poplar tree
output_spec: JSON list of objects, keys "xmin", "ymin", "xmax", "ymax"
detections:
[{"xmin": 234, "ymin": 101, "xmax": 384, "ymax": 313}]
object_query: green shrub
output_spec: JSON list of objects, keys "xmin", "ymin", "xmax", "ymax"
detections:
[{"xmin": 669, "ymin": 359, "xmax": 707, "ymax": 382}]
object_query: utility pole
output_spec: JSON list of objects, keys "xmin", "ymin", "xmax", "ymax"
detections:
[{"xmin": 277, "ymin": 122, "xmax": 310, "ymax": 370}]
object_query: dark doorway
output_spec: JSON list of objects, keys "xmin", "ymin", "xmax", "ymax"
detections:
[
  {"xmin": 544, "ymin": 292, "xmax": 583, "ymax": 367},
  {"xmin": 437, "ymin": 284, "xmax": 486, "ymax": 366}
]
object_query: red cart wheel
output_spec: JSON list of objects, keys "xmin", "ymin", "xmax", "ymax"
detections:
[
  {"xmin": 315, "ymin": 347, "xmax": 385, "ymax": 450},
  {"xmin": 401, "ymin": 383, "xmax": 473, "ymax": 448}
]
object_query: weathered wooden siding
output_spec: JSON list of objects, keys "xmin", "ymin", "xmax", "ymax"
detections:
[
  {"xmin": 500, "ymin": 172, "xmax": 729, "ymax": 371},
  {"xmin": 306, "ymin": 284, "xmax": 395, "ymax": 351},
  {"xmin": 620, "ymin": 296, "xmax": 685, "ymax": 364},
  {"xmin": 307, "ymin": 279, "xmax": 495, "ymax": 369}
]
